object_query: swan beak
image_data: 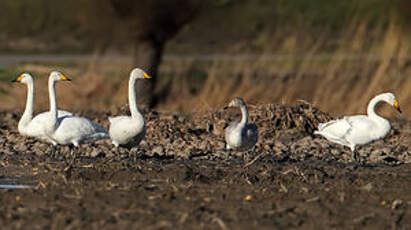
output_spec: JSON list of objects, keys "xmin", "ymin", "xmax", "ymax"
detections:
[
  {"xmin": 394, "ymin": 100, "xmax": 402, "ymax": 113},
  {"xmin": 60, "ymin": 73, "xmax": 72, "ymax": 81},
  {"xmin": 143, "ymin": 72, "xmax": 151, "ymax": 79},
  {"xmin": 11, "ymin": 75, "xmax": 23, "ymax": 83},
  {"xmin": 223, "ymin": 106, "xmax": 229, "ymax": 110}
]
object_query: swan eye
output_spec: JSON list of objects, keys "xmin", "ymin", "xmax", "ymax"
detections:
[
  {"xmin": 143, "ymin": 72, "xmax": 151, "ymax": 79},
  {"xmin": 394, "ymin": 100, "xmax": 399, "ymax": 108}
]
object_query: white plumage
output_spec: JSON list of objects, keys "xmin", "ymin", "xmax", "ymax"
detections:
[
  {"xmin": 315, "ymin": 92, "xmax": 402, "ymax": 161},
  {"xmin": 225, "ymin": 97, "xmax": 258, "ymax": 151},
  {"xmin": 43, "ymin": 71, "xmax": 108, "ymax": 146},
  {"xmin": 109, "ymin": 68, "xmax": 150, "ymax": 148},
  {"xmin": 11, "ymin": 73, "xmax": 72, "ymax": 142}
]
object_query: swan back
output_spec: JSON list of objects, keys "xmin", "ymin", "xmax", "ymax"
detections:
[{"xmin": 50, "ymin": 114, "xmax": 109, "ymax": 146}]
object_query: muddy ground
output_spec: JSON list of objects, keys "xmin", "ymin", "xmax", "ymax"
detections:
[{"xmin": 0, "ymin": 103, "xmax": 410, "ymax": 229}]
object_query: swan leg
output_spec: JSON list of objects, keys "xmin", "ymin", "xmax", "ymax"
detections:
[
  {"xmin": 351, "ymin": 150, "xmax": 358, "ymax": 163},
  {"xmin": 350, "ymin": 145, "xmax": 363, "ymax": 165},
  {"xmin": 68, "ymin": 145, "xmax": 77, "ymax": 161},
  {"xmin": 50, "ymin": 145, "xmax": 57, "ymax": 158}
]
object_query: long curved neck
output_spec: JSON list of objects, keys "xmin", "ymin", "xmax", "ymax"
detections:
[
  {"xmin": 18, "ymin": 81, "xmax": 34, "ymax": 130},
  {"xmin": 48, "ymin": 77, "xmax": 58, "ymax": 127},
  {"xmin": 22, "ymin": 81, "xmax": 34, "ymax": 120},
  {"xmin": 239, "ymin": 104, "xmax": 248, "ymax": 125},
  {"xmin": 367, "ymin": 95, "xmax": 384, "ymax": 120},
  {"xmin": 128, "ymin": 77, "xmax": 140, "ymax": 118}
]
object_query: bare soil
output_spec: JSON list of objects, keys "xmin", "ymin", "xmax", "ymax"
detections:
[{"xmin": 0, "ymin": 103, "xmax": 410, "ymax": 229}]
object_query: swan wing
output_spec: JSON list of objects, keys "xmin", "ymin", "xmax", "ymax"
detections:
[
  {"xmin": 245, "ymin": 123, "xmax": 258, "ymax": 147},
  {"xmin": 22, "ymin": 110, "xmax": 73, "ymax": 140},
  {"xmin": 109, "ymin": 116, "xmax": 146, "ymax": 146},
  {"xmin": 315, "ymin": 117, "xmax": 353, "ymax": 146},
  {"xmin": 51, "ymin": 115, "xmax": 108, "ymax": 145},
  {"xmin": 343, "ymin": 115, "xmax": 380, "ymax": 145},
  {"xmin": 317, "ymin": 118, "xmax": 351, "ymax": 138}
]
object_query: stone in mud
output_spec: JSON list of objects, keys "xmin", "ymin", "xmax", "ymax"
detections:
[{"xmin": 152, "ymin": 146, "xmax": 164, "ymax": 156}]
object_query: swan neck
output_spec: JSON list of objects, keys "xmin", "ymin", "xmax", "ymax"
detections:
[
  {"xmin": 239, "ymin": 104, "xmax": 248, "ymax": 125},
  {"xmin": 18, "ymin": 81, "xmax": 34, "ymax": 131},
  {"xmin": 22, "ymin": 81, "xmax": 34, "ymax": 119},
  {"xmin": 128, "ymin": 77, "xmax": 140, "ymax": 118},
  {"xmin": 367, "ymin": 96, "xmax": 383, "ymax": 120},
  {"xmin": 48, "ymin": 77, "xmax": 58, "ymax": 124}
]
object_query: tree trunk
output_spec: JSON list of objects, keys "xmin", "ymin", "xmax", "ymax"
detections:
[{"xmin": 133, "ymin": 38, "xmax": 164, "ymax": 108}]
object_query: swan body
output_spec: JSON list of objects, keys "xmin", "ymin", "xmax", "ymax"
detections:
[
  {"xmin": 314, "ymin": 92, "xmax": 402, "ymax": 160},
  {"xmin": 43, "ymin": 71, "xmax": 109, "ymax": 146},
  {"xmin": 224, "ymin": 97, "xmax": 258, "ymax": 150},
  {"xmin": 109, "ymin": 68, "xmax": 150, "ymax": 148},
  {"xmin": 11, "ymin": 73, "xmax": 72, "ymax": 141}
]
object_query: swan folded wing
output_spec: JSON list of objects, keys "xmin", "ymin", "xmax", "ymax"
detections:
[
  {"xmin": 109, "ymin": 116, "xmax": 145, "ymax": 146},
  {"xmin": 343, "ymin": 115, "xmax": 377, "ymax": 144},
  {"xmin": 316, "ymin": 118, "xmax": 352, "ymax": 146},
  {"xmin": 22, "ymin": 110, "xmax": 73, "ymax": 138},
  {"xmin": 52, "ymin": 116, "xmax": 108, "ymax": 145},
  {"xmin": 110, "ymin": 117, "xmax": 145, "ymax": 136}
]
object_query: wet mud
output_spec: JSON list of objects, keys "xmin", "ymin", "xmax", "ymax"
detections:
[{"xmin": 0, "ymin": 103, "xmax": 410, "ymax": 229}]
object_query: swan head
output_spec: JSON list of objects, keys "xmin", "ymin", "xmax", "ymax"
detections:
[
  {"xmin": 130, "ymin": 68, "xmax": 151, "ymax": 80},
  {"xmin": 11, "ymin": 73, "xmax": 34, "ymax": 84},
  {"xmin": 379, "ymin": 92, "xmax": 402, "ymax": 113},
  {"xmin": 49, "ymin": 71, "xmax": 71, "ymax": 82},
  {"xmin": 227, "ymin": 97, "xmax": 246, "ymax": 108}
]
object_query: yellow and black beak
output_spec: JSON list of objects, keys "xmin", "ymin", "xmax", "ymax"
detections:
[
  {"xmin": 60, "ymin": 73, "xmax": 72, "ymax": 81},
  {"xmin": 143, "ymin": 72, "xmax": 151, "ymax": 79},
  {"xmin": 394, "ymin": 100, "xmax": 402, "ymax": 113},
  {"xmin": 11, "ymin": 75, "xmax": 23, "ymax": 83}
]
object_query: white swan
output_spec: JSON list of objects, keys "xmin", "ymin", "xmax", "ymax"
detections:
[
  {"xmin": 109, "ymin": 68, "xmax": 151, "ymax": 148},
  {"xmin": 11, "ymin": 73, "xmax": 72, "ymax": 141},
  {"xmin": 43, "ymin": 71, "xmax": 109, "ymax": 147},
  {"xmin": 224, "ymin": 97, "xmax": 258, "ymax": 150},
  {"xmin": 314, "ymin": 92, "xmax": 402, "ymax": 162}
]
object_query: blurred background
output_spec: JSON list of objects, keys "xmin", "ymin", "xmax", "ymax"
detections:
[{"xmin": 0, "ymin": 0, "xmax": 410, "ymax": 117}]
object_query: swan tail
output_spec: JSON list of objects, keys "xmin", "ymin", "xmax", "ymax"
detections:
[{"xmin": 86, "ymin": 132, "xmax": 110, "ymax": 142}]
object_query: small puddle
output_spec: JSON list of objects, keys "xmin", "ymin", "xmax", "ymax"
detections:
[{"xmin": 0, "ymin": 178, "xmax": 36, "ymax": 190}]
